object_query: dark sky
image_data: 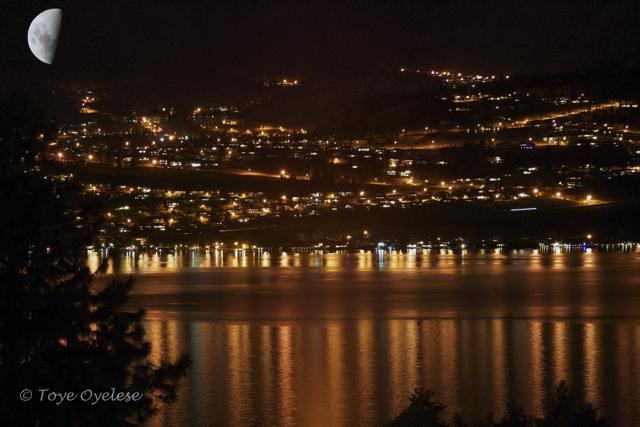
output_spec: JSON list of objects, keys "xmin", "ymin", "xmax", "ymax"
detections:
[{"xmin": 1, "ymin": 0, "xmax": 639, "ymax": 93}]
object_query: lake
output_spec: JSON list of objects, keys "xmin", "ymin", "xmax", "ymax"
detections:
[{"xmin": 91, "ymin": 248, "xmax": 640, "ymax": 426}]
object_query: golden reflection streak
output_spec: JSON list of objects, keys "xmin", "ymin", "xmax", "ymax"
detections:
[
  {"xmin": 325, "ymin": 254, "xmax": 340, "ymax": 269},
  {"xmin": 388, "ymin": 319, "xmax": 406, "ymax": 415},
  {"xmin": 356, "ymin": 319, "xmax": 376, "ymax": 425},
  {"xmin": 138, "ymin": 252, "xmax": 148, "ymax": 272},
  {"xmin": 166, "ymin": 253, "xmax": 176, "ymax": 270},
  {"xmin": 326, "ymin": 323, "xmax": 346, "ymax": 426},
  {"xmin": 189, "ymin": 253, "xmax": 198, "ymax": 268},
  {"xmin": 167, "ymin": 319, "xmax": 181, "ymax": 362},
  {"xmin": 529, "ymin": 321, "xmax": 545, "ymax": 418},
  {"xmin": 491, "ymin": 319, "xmax": 506, "ymax": 415},
  {"xmin": 146, "ymin": 320, "xmax": 164, "ymax": 367},
  {"xmin": 293, "ymin": 253, "xmax": 301, "ymax": 267},
  {"xmin": 405, "ymin": 254, "xmax": 416, "ymax": 269},
  {"xmin": 357, "ymin": 252, "xmax": 373, "ymax": 269},
  {"xmin": 583, "ymin": 323, "xmax": 599, "ymax": 405},
  {"xmin": 144, "ymin": 320, "xmax": 167, "ymax": 427},
  {"xmin": 260, "ymin": 326, "xmax": 275, "ymax": 424},
  {"xmin": 296, "ymin": 325, "xmax": 325, "ymax": 427},
  {"xmin": 277, "ymin": 326, "xmax": 295, "ymax": 427},
  {"xmin": 226, "ymin": 324, "xmax": 252, "ymax": 426},
  {"xmin": 406, "ymin": 320, "xmax": 419, "ymax": 392},
  {"xmin": 552, "ymin": 322, "xmax": 567, "ymax": 383},
  {"xmin": 310, "ymin": 254, "xmax": 321, "ymax": 267},
  {"xmin": 390, "ymin": 253, "xmax": 399, "ymax": 269},
  {"xmin": 120, "ymin": 252, "xmax": 131, "ymax": 274}
]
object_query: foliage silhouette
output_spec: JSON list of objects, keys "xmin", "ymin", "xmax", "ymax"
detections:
[
  {"xmin": 384, "ymin": 388, "xmax": 449, "ymax": 427},
  {"xmin": 384, "ymin": 381, "xmax": 607, "ymax": 427},
  {"xmin": 0, "ymin": 94, "xmax": 190, "ymax": 426},
  {"xmin": 536, "ymin": 381, "xmax": 606, "ymax": 427}
]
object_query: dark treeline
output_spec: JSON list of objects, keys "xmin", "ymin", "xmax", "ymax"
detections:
[
  {"xmin": 483, "ymin": 55, "xmax": 640, "ymax": 99},
  {"xmin": 385, "ymin": 381, "xmax": 607, "ymax": 427}
]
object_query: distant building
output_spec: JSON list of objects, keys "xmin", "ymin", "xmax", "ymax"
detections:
[{"xmin": 519, "ymin": 141, "xmax": 536, "ymax": 149}]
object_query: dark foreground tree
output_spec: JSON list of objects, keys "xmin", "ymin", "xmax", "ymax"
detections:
[
  {"xmin": 385, "ymin": 381, "xmax": 607, "ymax": 427},
  {"xmin": 536, "ymin": 381, "xmax": 607, "ymax": 427},
  {"xmin": 384, "ymin": 388, "xmax": 449, "ymax": 427},
  {"xmin": 0, "ymin": 95, "xmax": 190, "ymax": 426}
]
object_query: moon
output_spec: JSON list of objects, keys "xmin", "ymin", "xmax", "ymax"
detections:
[{"xmin": 28, "ymin": 9, "xmax": 63, "ymax": 64}]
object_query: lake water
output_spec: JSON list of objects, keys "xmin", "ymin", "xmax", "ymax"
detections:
[{"xmin": 91, "ymin": 248, "xmax": 640, "ymax": 426}]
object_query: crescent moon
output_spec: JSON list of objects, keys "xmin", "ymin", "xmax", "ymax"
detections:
[{"xmin": 28, "ymin": 9, "xmax": 63, "ymax": 65}]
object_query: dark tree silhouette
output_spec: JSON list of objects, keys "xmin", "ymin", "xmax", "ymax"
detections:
[
  {"xmin": 536, "ymin": 381, "xmax": 607, "ymax": 427},
  {"xmin": 384, "ymin": 381, "xmax": 607, "ymax": 427},
  {"xmin": 0, "ymin": 95, "xmax": 190, "ymax": 426},
  {"xmin": 384, "ymin": 388, "xmax": 449, "ymax": 427}
]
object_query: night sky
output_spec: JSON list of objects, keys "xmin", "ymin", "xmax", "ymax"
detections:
[{"xmin": 1, "ymin": 0, "xmax": 639, "ymax": 94}]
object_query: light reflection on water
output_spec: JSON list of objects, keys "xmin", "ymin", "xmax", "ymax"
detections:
[
  {"xmin": 89, "ymin": 250, "xmax": 640, "ymax": 426},
  {"xmin": 140, "ymin": 318, "xmax": 640, "ymax": 427}
]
